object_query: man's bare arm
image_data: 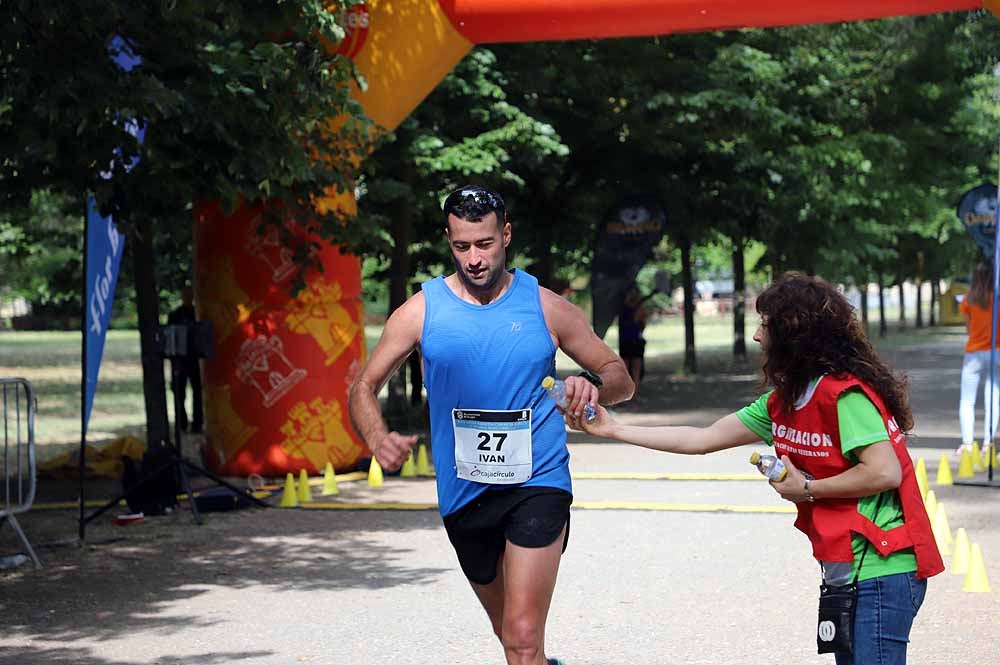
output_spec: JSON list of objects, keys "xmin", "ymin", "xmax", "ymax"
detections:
[
  {"xmin": 540, "ymin": 288, "xmax": 634, "ymax": 416},
  {"xmin": 347, "ymin": 293, "xmax": 424, "ymax": 470}
]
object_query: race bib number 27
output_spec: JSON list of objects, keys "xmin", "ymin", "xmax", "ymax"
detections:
[{"xmin": 452, "ymin": 409, "xmax": 532, "ymax": 484}]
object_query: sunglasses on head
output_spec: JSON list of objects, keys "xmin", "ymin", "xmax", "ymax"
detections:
[{"xmin": 442, "ymin": 186, "xmax": 505, "ymax": 214}]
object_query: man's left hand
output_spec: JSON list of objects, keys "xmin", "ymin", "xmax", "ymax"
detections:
[{"xmin": 770, "ymin": 455, "xmax": 810, "ymax": 503}]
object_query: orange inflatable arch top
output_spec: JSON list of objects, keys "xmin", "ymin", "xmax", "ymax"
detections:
[{"xmin": 196, "ymin": 0, "xmax": 995, "ymax": 477}]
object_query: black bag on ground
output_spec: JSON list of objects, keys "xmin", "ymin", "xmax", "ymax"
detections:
[{"xmin": 121, "ymin": 443, "xmax": 180, "ymax": 515}]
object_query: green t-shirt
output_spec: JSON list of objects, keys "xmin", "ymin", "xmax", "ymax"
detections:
[{"xmin": 737, "ymin": 386, "xmax": 917, "ymax": 582}]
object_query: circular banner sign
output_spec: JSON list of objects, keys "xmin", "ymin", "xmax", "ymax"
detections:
[{"xmin": 335, "ymin": 4, "xmax": 370, "ymax": 60}]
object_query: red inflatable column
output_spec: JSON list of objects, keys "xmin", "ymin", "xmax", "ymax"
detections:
[{"xmin": 194, "ymin": 200, "xmax": 367, "ymax": 476}]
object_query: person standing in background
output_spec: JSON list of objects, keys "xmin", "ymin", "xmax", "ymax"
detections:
[
  {"xmin": 958, "ymin": 262, "xmax": 999, "ymax": 455},
  {"xmin": 167, "ymin": 286, "xmax": 203, "ymax": 434},
  {"xmin": 618, "ymin": 284, "xmax": 648, "ymax": 400}
]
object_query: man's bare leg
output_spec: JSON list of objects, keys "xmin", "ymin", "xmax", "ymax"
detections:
[
  {"xmin": 469, "ymin": 527, "xmax": 566, "ymax": 665},
  {"xmin": 470, "ymin": 554, "xmax": 506, "ymax": 642},
  {"xmin": 501, "ymin": 525, "xmax": 566, "ymax": 665}
]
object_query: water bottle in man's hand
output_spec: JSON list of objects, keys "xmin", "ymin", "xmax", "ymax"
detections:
[{"xmin": 542, "ymin": 376, "xmax": 597, "ymax": 422}]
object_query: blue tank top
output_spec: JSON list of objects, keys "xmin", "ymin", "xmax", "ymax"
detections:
[{"xmin": 421, "ymin": 269, "xmax": 572, "ymax": 516}]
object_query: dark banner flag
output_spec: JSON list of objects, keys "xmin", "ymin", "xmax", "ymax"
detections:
[
  {"xmin": 958, "ymin": 182, "xmax": 998, "ymax": 261},
  {"xmin": 591, "ymin": 195, "xmax": 666, "ymax": 338}
]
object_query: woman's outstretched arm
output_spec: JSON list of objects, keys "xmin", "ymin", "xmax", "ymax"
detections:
[{"xmin": 568, "ymin": 407, "xmax": 763, "ymax": 454}]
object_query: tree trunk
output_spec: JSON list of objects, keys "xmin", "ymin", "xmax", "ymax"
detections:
[
  {"xmin": 916, "ymin": 252, "xmax": 925, "ymax": 328},
  {"xmin": 732, "ymin": 235, "xmax": 746, "ymax": 360},
  {"xmin": 131, "ymin": 218, "xmax": 170, "ymax": 445},
  {"xmin": 680, "ymin": 235, "xmax": 697, "ymax": 374},
  {"xmin": 386, "ymin": 201, "xmax": 413, "ymax": 416},
  {"xmin": 860, "ymin": 280, "xmax": 869, "ymax": 332},
  {"xmin": 409, "ymin": 281, "xmax": 423, "ymax": 406},
  {"xmin": 929, "ymin": 279, "xmax": 937, "ymax": 326},
  {"xmin": 533, "ymin": 216, "xmax": 555, "ymax": 289},
  {"xmin": 915, "ymin": 280, "xmax": 924, "ymax": 328},
  {"xmin": 897, "ymin": 281, "xmax": 906, "ymax": 330},
  {"xmin": 878, "ymin": 273, "xmax": 887, "ymax": 338}
]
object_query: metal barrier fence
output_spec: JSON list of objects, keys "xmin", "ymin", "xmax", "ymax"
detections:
[{"xmin": 1, "ymin": 377, "xmax": 40, "ymax": 568}]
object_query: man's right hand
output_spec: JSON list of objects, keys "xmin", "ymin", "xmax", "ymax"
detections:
[{"xmin": 373, "ymin": 431, "xmax": 420, "ymax": 471}]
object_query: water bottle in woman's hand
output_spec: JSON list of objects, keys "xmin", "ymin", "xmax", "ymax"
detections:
[
  {"xmin": 542, "ymin": 376, "xmax": 597, "ymax": 422},
  {"xmin": 749, "ymin": 451, "xmax": 787, "ymax": 481}
]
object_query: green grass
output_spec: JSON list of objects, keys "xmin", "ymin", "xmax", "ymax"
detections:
[{"xmin": 1, "ymin": 314, "xmax": 962, "ymax": 459}]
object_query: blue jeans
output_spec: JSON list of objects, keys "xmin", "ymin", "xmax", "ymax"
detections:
[{"xmin": 834, "ymin": 572, "xmax": 927, "ymax": 665}]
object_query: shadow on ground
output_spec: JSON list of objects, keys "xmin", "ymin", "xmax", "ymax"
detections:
[
  {"xmin": 1, "ymin": 506, "xmax": 447, "ymax": 649},
  {"xmin": 0, "ymin": 647, "xmax": 275, "ymax": 665}
]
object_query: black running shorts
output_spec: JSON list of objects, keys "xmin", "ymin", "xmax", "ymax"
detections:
[{"xmin": 442, "ymin": 486, "xmax": 573, "ymax": 585}]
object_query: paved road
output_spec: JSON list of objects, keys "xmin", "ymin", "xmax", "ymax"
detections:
[{"xmin": 2, "ymin": 336, "xmax": 997, "ymax": 664}]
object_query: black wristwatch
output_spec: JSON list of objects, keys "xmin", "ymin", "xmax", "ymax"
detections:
[{"xmin": 577, "ymin": 369, "xmax": 603, "ymax": 388}]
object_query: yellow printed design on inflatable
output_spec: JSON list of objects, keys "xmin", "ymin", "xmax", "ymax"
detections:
[{"xmin": 195, "ymin": 201, "xmax": 365, "ymax": 476}]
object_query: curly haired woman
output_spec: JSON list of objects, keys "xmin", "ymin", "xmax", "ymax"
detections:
[{"xmin": 566, "ymin": 273, "xmax": 943, "ymax": 664}]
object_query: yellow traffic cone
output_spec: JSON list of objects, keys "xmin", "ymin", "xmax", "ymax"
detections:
[
  {"xmin": 416, "ymin": 443, "xmax": 435, "ymax": 477},
  {"xmin": 932, "ymin": 503, "xmax": 951, "ymax": 556},
  {"xmin": 368, "ymin": 457, "xmax": 384, "ymax": 487},
  {"xmin": 321, "ymin": 462, "xmax": 339, "ymax": 496},
  {"xmin": 935, "ymin": 503, "xmax": 953, "ymax": 546},
  {"xmin": 936, "ymin": 453, "xmax": 953, "ymax": 486},
  {"xmin": 924, "ymin": 490, "xmax": 938, "ymax": 521},
  {"xmin": 987, "ymin": 444, "xmax": 999, "ymax": 470},
  {"xmin": 952, "ymin": 528, "xmax": 970, "ymax": 576},
  {"xmin": 279, "ymin": 472, "xmax": 298, "ymax": 508},
  {"xmin": 972, "ymin": 441, "xmax": 983, "ymax": 472},
  {"xmin": 915, "ymin": 457, "xmax": 928, "ymax": 499},
  {"xmin": 962, "ymin": 543, "xmax": 992, "ymax": 592},
  {"xmin": 400, "ymin": 452, "xmax": 416, "ymax": 478},
  {"xmin": 958, "ymin": 449, "xmax": 975, "ymax": 479},
  {"xmin": 297, "ymin": 469, "xmax": 313, "ymax": 503}
]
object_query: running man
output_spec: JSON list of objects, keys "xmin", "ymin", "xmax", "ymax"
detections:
[{"xmin": 348, "ymin": 185, "xmax": 634, "ymax": 665}]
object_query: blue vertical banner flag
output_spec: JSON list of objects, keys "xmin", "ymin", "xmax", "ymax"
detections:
[
  {"xmin": 80, "ymin": 35, "xmax": 146, "ymax": 541},
  {"xmin": 83, "ymin": 199, "xmax": 126, "ymax": 435},
  {"xmin": 81, "ymin": 36, "xmax": 144, "ymax": 436}
]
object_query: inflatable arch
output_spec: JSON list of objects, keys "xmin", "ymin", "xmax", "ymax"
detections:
[{"xmin": 196, "ymin": 0, "xmax": 996, "ymax": 476}]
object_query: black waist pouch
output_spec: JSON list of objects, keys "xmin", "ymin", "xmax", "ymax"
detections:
[{"xmin": 817, "ymin": 582, "xmax": 858, "ymax": 654}]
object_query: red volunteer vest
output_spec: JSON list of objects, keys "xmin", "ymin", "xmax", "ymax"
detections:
[{"xmin": 766, "ymin": 375, "xmax": 943, "ymax": 580}]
